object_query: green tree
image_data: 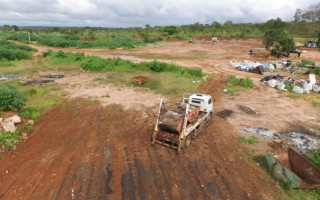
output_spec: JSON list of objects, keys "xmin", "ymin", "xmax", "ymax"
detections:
[
  {"xmin": 263, "ymin": 29, "xmax": 295, "ymax": 57},
  {"xmin": 163, "ymin": 25, "xmax": 178, "ymax": 35}
]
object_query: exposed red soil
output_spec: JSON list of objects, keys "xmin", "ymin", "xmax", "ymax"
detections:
[
  {"xmin": 80, "ymin": 37, "xmax": 94, "ymax": 42},
  {"xmin": 166, "ymin": 38, "xmax": 184, "ymax": 42},
  {"xmin": 0, "ymin": 77, "xmax": 278, "ymax": 199},
  {"xmin": 132, "ymin": 35, "xmax": 143, "ymax": 39}
]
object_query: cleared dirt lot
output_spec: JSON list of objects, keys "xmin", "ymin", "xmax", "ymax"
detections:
[{"xmin": 1, "ymin": 39, "xmax": 319, "ymax": 199}]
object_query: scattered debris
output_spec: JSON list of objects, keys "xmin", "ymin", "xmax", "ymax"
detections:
[
  {"xmin": 243, "ymin": 127, "xmax": 274, "ymax": 137},
  {"xmin": 229, "ymin": 60, "xmax": 275, "ymax": 75},
  {"xmin": 133, "ymin": 76, "xmax": 149, "ymax": 84},
  {"xmin": 39, "ymin": 74, "xmax": 65, "ymax": 79},
  {"xmin": 243, "ymin": 127, "xmax": 320, "ymax": 151},
  {"xmin": 305, "ymin": 41, "xmax": 318, "ymax": 48},
  {"xmin": 261, "ymin": 73, "xmax": 319, "ymax": 94},
  {"xmin": 0, "ymin": 74, "xmax": 19, "ymax": 81},
  {"xmin": 27, "ymin": 80, "xmax": 54, "ymax": 84},
  {"xmin": 238, "ymin": 105, "xmax": 256, "ymax": 115},
  {"xmin": 216, "ymin": 109, "xmax": 233, "ymax": 118},
  {"xmin": 212, "ymin": 37, "xmax": 218, "ymax": 42},
  {"xmin": 284, "ymin": 132, "xmax": 320, "ymax": 151}
]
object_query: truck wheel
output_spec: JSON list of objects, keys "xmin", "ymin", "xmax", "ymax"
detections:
[{"xmin": 185, "ymin": 136, "xmax": 191, "ymax": 148}]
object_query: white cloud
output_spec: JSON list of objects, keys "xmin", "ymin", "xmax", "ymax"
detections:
[{"xmin": 0, "ymin": 0, "xmax": 318, "ymax": 27}]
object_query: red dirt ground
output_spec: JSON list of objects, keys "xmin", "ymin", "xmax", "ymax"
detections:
[{"xmin": 0, "ymin": 77, "xmax": 278, "ymax": 199}]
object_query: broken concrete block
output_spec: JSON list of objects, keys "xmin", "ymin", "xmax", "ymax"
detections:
[
  {"xmin": 9, "ymin": 115, "xmax": 21, "ymax": 124},
  {"xmin": 1, "ymin": 118, "xmax": 16, "ymax": 132}
]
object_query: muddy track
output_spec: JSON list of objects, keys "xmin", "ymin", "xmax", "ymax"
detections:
[{"xmin": 0, "ymin": 76, "xmax": 278, "ymax": 199}]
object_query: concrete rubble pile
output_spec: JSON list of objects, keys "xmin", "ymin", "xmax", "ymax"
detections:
[
  {"xmin": 243, "ymin": 127, "xmax": 320, "ymax": 151},
  {"xmin": 261, "ymin": 74, "xmax": 319, "ymax": 94}
]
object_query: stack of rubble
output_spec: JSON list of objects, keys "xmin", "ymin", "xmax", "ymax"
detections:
[
  {"xmin": 261, "ymin": 74, "xmax": 319, "ymax": 94},
  {"xmin": 229, "ymin": 60, "xmax": 288, "ymax": 75}
]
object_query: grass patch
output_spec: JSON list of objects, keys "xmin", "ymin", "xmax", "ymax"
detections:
[
  {"xmin": 287, "ymin": 92, "xmax": 320, "ymax": 108},
  {"xmin": 300, "ymin": 59, "xmax": 315, "ymax": 67},
  {"xmin": 238, "ymin": 136, "xmax": 259, "ymax": 145},
  {"xmin": 225, "ymin": 75, "xmax": 254, "ymax": 95},
  {"xmin": 103, "ymin": 71, "xmax": 202, "ymax": 96},
  {"xmin": 18, "ymin": 85, "xmax": 63, "ymax": 122},
  {"xmin": 0, "ymin": 125, "xmax": 33, "ymax": 152}
]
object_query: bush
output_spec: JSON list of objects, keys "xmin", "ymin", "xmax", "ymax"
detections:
[{"xmin": 0, "ymin": 83, "xmax": 27, "ymax": 111}]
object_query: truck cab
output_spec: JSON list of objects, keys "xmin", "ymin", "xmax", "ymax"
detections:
[{"xmin": 185, "ymin": 93, "xmax": 214, "ymax": 114}]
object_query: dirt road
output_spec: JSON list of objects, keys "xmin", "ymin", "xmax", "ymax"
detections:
[{"xmin": 0, "ymin": 76, "xmax": 278, "ymax": 199}]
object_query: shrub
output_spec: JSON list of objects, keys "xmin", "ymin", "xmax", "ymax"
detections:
[
  {"xmin": 0, "ymin": 83, "xmax": 27, "ymax": 111},
  {"xmin": 42, "ymin": 50, "xmax": 53, "ymax": 57}
]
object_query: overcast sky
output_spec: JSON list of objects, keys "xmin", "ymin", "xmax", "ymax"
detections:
[{"xmin": 0, "ymin": 0, "xmax": 318, "ymax": 27}]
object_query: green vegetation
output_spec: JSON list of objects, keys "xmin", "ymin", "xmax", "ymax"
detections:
[
  {"xmin": 102, "ymin": 71, "xmax": 202, "ymax": 96},
  {"xmin": 300, "ymin": 59, "xmax": 315, "ymax": 66},
  {"xmin": 0, "ymin": 83, "xmax": 27, "ymax": 111},
  {"xmin": 79, "ymin": 55, "xmax": 204, "ymax": 78},
  {"xmin": 225, "ymin": 76, "xmax": 254, "ymax": 95},
  {"xmin": 0, "ymin": 40, "xmax": 36, "ymax": 61},
  {"xmin": 308, "ymin": 148, "xmax": 320, "ymax": 168},
  {"xmin": 227, "ymin": 76, "xmax": 254, "ymax": 88},
  {"xmin": 263, "ymin": 18, "xmax": 295, "ymax": 57},
  {"xmin": 309, "ymin": 67, "xmax": 320, "ymax": 76},
  {"xmin": 7, "ymin": 32, "xmax": 38, "ymax": 43},
  {"xmin": 0, "ymin": 125, "xmax": 32, "ymax": 151},
  {"xmin": 238, "ymin": 136, "xmax": 259, "ymax": 145}
]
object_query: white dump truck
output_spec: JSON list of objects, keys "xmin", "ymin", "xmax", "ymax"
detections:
[{"xmin": 151, "ymin": 93, "xmax": 215, "ymax": 153}]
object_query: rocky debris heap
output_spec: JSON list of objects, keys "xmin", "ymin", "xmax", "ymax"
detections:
[{"xmin": 261, "ymin": 74, "xmax": 319, "ymax": 94}]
